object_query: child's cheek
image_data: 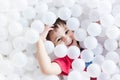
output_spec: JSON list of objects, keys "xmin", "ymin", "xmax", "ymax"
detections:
[{"xmin": 56, "ymin": 41, "xmax": 64, "ymax": 46}]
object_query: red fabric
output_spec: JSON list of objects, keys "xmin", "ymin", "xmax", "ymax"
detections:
[
  {"xmin": 91, "ymin": 78, "xmax": 97, "ymax": 80},
  {"xmin": 53, "ymin": 56, "xmax": 73, "ymax": 75},
  {"xmin": 53, "ymin": 56, "xmax": 97, "ymax": 80}
]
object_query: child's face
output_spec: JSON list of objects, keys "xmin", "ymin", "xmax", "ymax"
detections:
[{"xmin": 48, "ymin": 24, "xmax": 79, "ymax": 48}]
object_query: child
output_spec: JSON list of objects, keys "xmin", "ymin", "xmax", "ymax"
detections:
[{"xmin": 36, "ymin": 18, "xmax": 97, "ymax": 80}]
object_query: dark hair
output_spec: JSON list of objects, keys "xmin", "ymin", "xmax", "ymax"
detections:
[
  {"xmin": 54, "ymin": 18, "xmax": 66, "ymax": 25},
  {"xmin": 46, "ymin": 18, "xmax": 66, "ymax": 40}
]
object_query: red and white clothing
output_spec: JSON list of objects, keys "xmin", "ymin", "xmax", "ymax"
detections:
[{"xmin": 53, "ymin": 55, "xmax": 97, "ymax": 80}]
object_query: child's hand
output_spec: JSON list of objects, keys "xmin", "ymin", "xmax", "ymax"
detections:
[{"xmin": 40, "ymin": 25, "xmax": 53, "ymax": 42}]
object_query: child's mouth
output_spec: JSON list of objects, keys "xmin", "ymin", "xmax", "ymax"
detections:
[{"xmin": 67, "ymin": 40, "xmax": 73, "ymax": 47}]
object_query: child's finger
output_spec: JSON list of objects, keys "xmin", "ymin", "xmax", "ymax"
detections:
[
  {"xmin": 45, "ymin": 26, "xmax": 53, "ymax": 32},
  {"xmin": 48, "ymin": 27, "xmax": 53, "ymax": 31}
]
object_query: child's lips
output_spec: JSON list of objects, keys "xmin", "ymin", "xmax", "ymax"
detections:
[{"xmin": 67, "ymin": 40, "xmax": 73, "ymax": 47}]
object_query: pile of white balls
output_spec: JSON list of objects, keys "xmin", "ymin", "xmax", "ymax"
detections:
[{"xmin": 0, "ymin": 0, "xmax": 120, "ymax": 80}]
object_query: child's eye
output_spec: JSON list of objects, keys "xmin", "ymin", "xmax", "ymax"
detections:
[
  {"xmin": 65, "ymin": 30, "xmax": 69, "ymax": 34},
  {"xmin": 57, "ymin": 38, "xmax": 61, "ymax": 42}
]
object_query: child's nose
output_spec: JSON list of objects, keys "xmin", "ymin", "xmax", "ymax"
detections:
[
  {"xmin": 62, "ymin": 36, "xmax": 70, "ymax": 44},
  {"xmin": 62, "ymin": 36, "xmax": 68, "ymax": 42}
]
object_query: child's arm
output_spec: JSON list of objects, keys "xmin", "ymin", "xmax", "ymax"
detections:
[{"xmin": 36, "ymin": 26, "xmax": 62, "ymax": 75}]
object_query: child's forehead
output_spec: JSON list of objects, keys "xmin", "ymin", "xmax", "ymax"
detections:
[
  {"xmin": 49, "ymin": 25, "xmax": 66, "ymax": 41},
  {"xmin": 51, "ymin": 26, "xmax": 65, "ymax": 35},
  {"xmin": 52, "ymin": 24, "xmax": 67, "ymax": 32}
]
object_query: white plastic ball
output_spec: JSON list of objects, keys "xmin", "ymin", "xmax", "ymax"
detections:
[
  {"xmin": 0, "ymin": 28, "xmax": 8, "ymax": 41},
  {"xmin": 76, "ymin": 0, "xmax": 86, "ymax": 5},
  {"xmin": 41, "ymin": 0, "xmax": 53, "ymax": 3},
  {"xmin": 0, "ymin": 60, "xmax": 14, "ymax": 75},
  {"xmin": 58, "ymin": 7, "xmax": 71, "ymax": 20},
  {"xmin": 106, "ymin": 26, "xmax": 120, "ymax": 39},
  {"xmin": 31, "ymin": 19, "xmax": 44, "ymax": 33},
  {"xmin": 92, "ymin": 44, "xmax": 103, "ymax": 56},
  {"xmin": 7, "ymin": 9, "xmax": 20, "ymax": 21},
  {"xmin": 0, "ymin": 74, "xmax": 6, "ymax": 80},
  {"xmin": 6, "ymin": 74, "xmax": 21, "ymax": 80},
  {"xmin": 27, "ymin": 0, "xmax": 38, "ymax": 6},
  {"xmin": 67, "ymin": 17, "xmax": 80, "ymax": 31},
  {"xmin": 26, "ymin": 44, "xmax": 37, "ymax": 55},
  {"xmin": 115, "ymin": 13, "xmax": 120, "ymax": 27},
  {"xmin": 0, "ymin": 0, "xmax": 10, "ymax": 12},
  {"xmin": 0, "ymin": 41, "xmax": 13, "ymax": 55},
  {"xmin": 21, "ymin": 76, "xmax": 33, "ymax": 80},
  {"xmin": 109, "ymin": 0, "xmax": 116, "ymax": 4},
  {"xmin": 67, "ymin": 70, "xmax": 83, "ymax": 80},
  {"xmin": 63, "ymin": 0, "xmax": 75, "ymax": 7},
  {"xmin": 111, "ymin": 74, "xmax": 120, "ymax": 80},
  {"xmin": 8, "ymin": 22, "xmax": 23, "ymax": 36},
  {"xmin": 87, "ymin": 63, "xmax": 101, "ymax": 77},
  {"xmin": 54, "ymin": 44, "xmax": 68, "ymax": 58},
  {"xmin": 11, "ymin": 0, "xmax": 28, "ymax": 12},
  {"xmin": 97, "ymin": 36, "xmax": 107, "ymax": 46},
  {"xmin": 97, "ymin": 72, "xmax": 110, "ymax": 80},
  {"xmin": 102, "ymin": 60, "xmax": 117, "ymax": 75},
  {"xmin": 49, "ymin": 7, "xmax": 58, "ymax": 14},
  {"xmin": 72, "ymin": 59, "xmax": 85, "ymax": 71},
  {"xmin": 67, "ymin": 46, "xmax": 80, "ymax": 59},
  {"xmin": 0, "ymin": 54, "xmax": 3, "ymax": 60},
  {"xmin": 44, "ymin": 40, "xmax": 54, "ymax": 54},
  {"xmin": 80, "ymin": 71, "xmax": 90, "ymax": 80},
  {"xmin": 105, "ymin": 51, "xmax": 119, "ymax": 64},
  {"xmin": 0, "ymin": 13, "xmax": 8, "ymax": 27},
  {"xmin": 44, "ymin": 75, "xmax": 59, "ymax": 80},
  {"xmin": 81, "ymin": 49, "xmax": 94, "ymax": 62},
  {"xmin": 115, "ymin": 49, "xmax": 120, "ymax": 55},
  {"xmin": 13, "ymin": 67, "xmax": 25, "ymax": 76},
  {"xmin": 97, "ymin": 1, "xmax": 112, "ymax": 15},
  {"xmin": 22, "ymin": 6, "xmax": 36, "ymax": 20},
  {"xmin": 24, "ymin": 29, "xmax": 39, "ymax": 44},
  {"xmin": 86, "ymin": 0, "xmax": 100, "ymax": 9},
  {"xmin": 52, "ymin": 0, "xmax": 64, "ymax": 7},
  {"xmin": 32, "ymin": 70, "xmax": 43, "ymax": 80},
  {"xmin": 19, "ymin": 17, "xmax": 29, "ymax": 27},
  {"xmin": 87, "ymin": 23, "xmax": 102, "ymax": 36},
  {"xmin": 13, "ymin": 36, "xmax": 28, "ymax": 51},
  {"xmin": 104, "ymin": 39, "xmax": 118, "ymax": 51},
  {"xmin": 84, "ymin": 36, "xmax": 98, "ymax": 49},
  {"xmin": 71, "ymin": 4, "xmax": 82, "ymax": 17},
  {"xmin": 98, "ymin": 27, "xmax": 107, "ymax": 37},
  {"xmin": 112, "ymin": 4, "xmax": 120, "ymax": 17},
  {"xmin": 100, "ymin": 14, "xmax": 115, "ymax": 27},
  {"xmin": 16, "ymin": 67, "xmax": 26, "ymax": 76},
  {"xmin": 10, "ymin": 52, "xmax": 28, "ymax": 68},
  {"xmin": 93, "ymin": 55, "xmax": 105, "ymax": 66},
  {"xmin": 89, "ymin": 9, "xmax": 100, "ymax": 22},
  {"xmin": 81, "ymin": 19, "xmax": 92, "ymax": 30},
  {"xmin": 35, "ymin": 2, "xmax": 48, "ymax": 15},
  {"xmin": 74, "ymin": 28, "xmax": 87, "ymax": 41},
  {"xmin": 42, "ymin": 11, "xmax": 57, "ymax": 25},
  {"xmin": 24, "ymin": 56, "xmax": 37, "ymax": 71}
]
